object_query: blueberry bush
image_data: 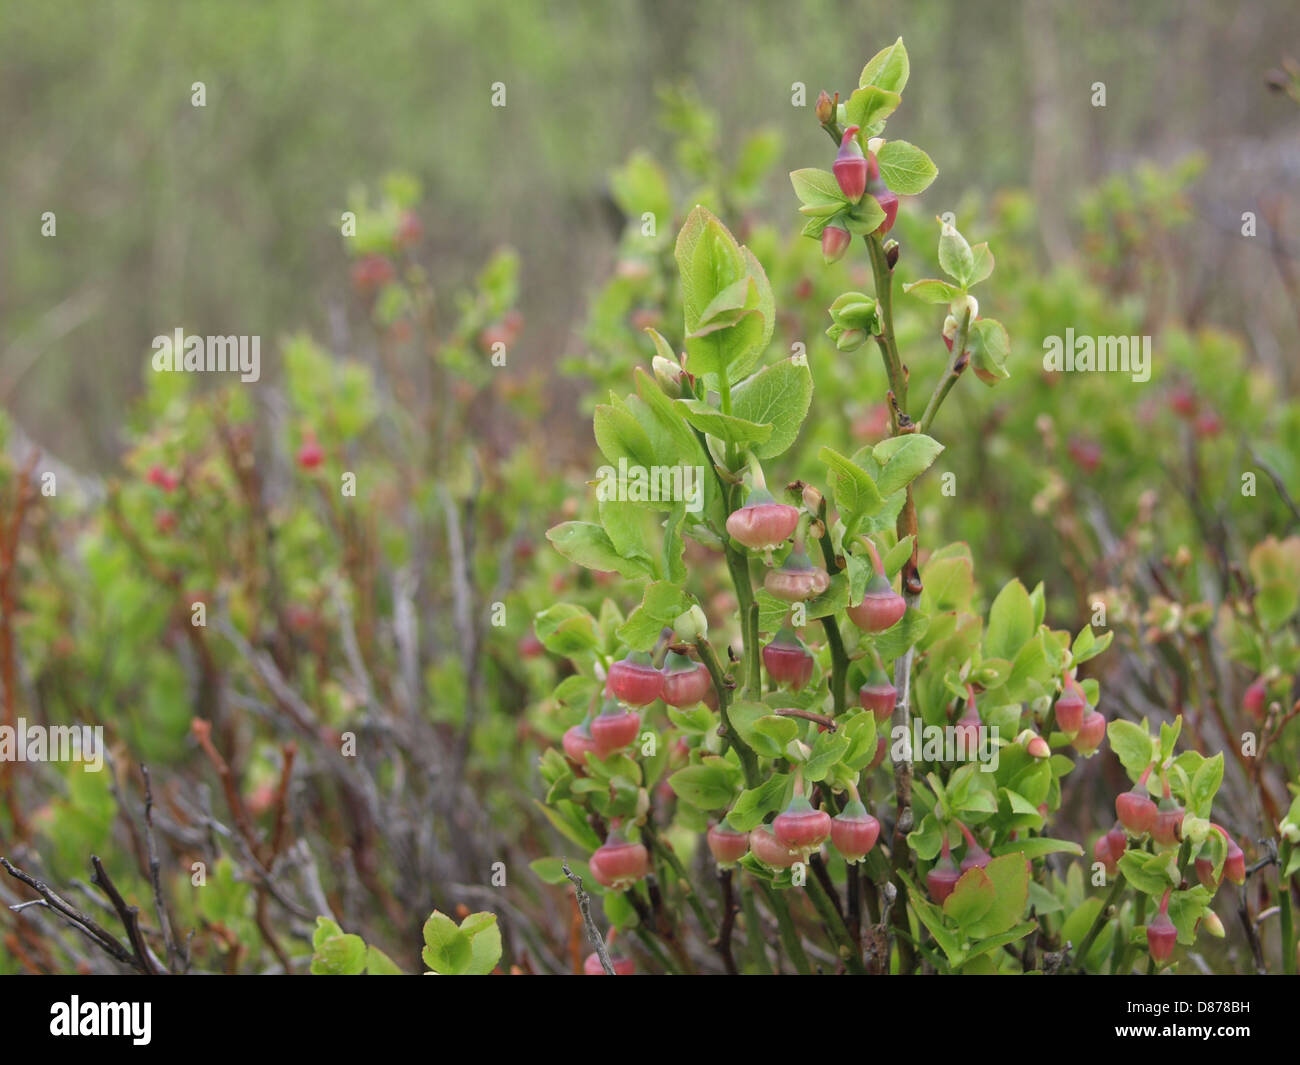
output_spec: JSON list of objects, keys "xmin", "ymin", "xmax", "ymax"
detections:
[{"xmin": 1, "ymin": 31, "xmax": 1296, "ymax": 979}]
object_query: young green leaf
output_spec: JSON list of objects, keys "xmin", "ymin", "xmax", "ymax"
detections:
[{"xmin": 876, "ymin": 140, "xmax": 936, "ymax": 195}]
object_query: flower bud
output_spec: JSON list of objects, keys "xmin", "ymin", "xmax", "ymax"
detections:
[
  {"xmin": 590, "ymin": 833, "xmax": 650, "ymax": 890},
  {"xmin": 590, "ymin": 697, "xmax": 642, "ymax": 755},
  {"xmin": 764, "ymin": 548, "xmax": 831, "ymax": 602},
  {"xmin": 726, "ymin": 488, "xmax": 800, "ymax": 551},
  {"xmin": 868, "ymin": 182, "xmax": 898, "ymax": 235},
  {"xmin": 833, "ymin": 126, "xmax": 869, "ymax": 203},
  {"xmin": 773, "ymin": 796, "xmax": 832, "ymax": 854},
  {"xmin": 833, "ymin": 327, "xmax": 865, "ymax": 351},
  {"xmin": 846, "ymin": 572, "xmax": 906, "ymax": 632},
  {"xmin": 942, "ymin": 314, "xmax": 960, "ymax": 353},
  {"xmin": 606, "ymin": 651, "xmax": 663, "ymax": 706},
  {"xmin": 1072, "ymin": 710, "xmax": 1106, "ymax": 755},
  {"xmin": 858, "ymin": 661, "xmax": 896, "ymax": 723},
  {"xmin": 673, "ymin": 604, "xmax": 709, "ymax": 643},
  {"xmin": 1019, "ymin": 730, "xmax": 1050, "ymax": 759},
  {"xmin": 815, "ymin": 90, "xmax": 834, "ymax": 125},
  {"xmin": 763, "ymin": 627, "xmax": 814, "ymax": 690},
  {"xmin": 660, "ymin": 650, "xmax": 712, "ymax": 707},
  {"xmin": 1147, "ymin": 910, "xmax": 1177, "ymax": 963},
  {"xmin": 884, "ymin": 239, "xmax": 900, "ymax": 269},
  {"xmin": 821, "ymin": 222, "xmax": 852, "ymax": 264},
  {"xmin": 1202, "ymin": 911, "xmax": 1226, "ymax": 938},
  {"xmin": 829, "ymin": 291, "xmax": 879, "ymax": 333},
  {"xmin": 949, "ymin": 293, "xmax": 979, "ymax": 322},
  {"xmin": 707, "ymin": 820, "xmax": 750, "ymax": 866},
  {"xmin": 749, "ymin": 825, "xmax": 798, "ymax": 869},
  {"xmin": 652, "ymin": 355, "xmax": 684, "ymax": 397},
  {"xmin": 831, "ymin": 799, "xmax": 881, "ymax": 863}
]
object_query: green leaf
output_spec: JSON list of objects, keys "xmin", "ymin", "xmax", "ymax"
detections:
[
  {"xmin": 859, "ymin": 36, "xmax": 910, "ymax": 95},
  {"xmin": 902, "ymin": 278, "xmax": 962, "ymax": 304},
  {"xmin": 689, "ymin": 277, "xmax": 757, "ymax": 336},
  {"xmin": 422, "ymin": 911, "xmax": 472, "ymax": 974},
  {"xmin": 312, "ymin": 916, "xmax": 344, "ymax": 950},
  {"xmin": 533, "ymin": 603, "xmax": 601, "ymax": 656},
  {"xmin": 365, "ymin": 945, "xmax": 404, "ymax": 975},
  {"xmin": 675, "ymin": 207, "xmax": 773, "ymax": 382},
  {"xmin": 616, "ymin": 582, "xmax": 695, "ymax": 651},
  {"xmin": 963, "ymin": 921, "xmax": 1037, "ymax": 964},
  {"xmin": 1117, "ymin": 850, "xmax": 1175, "ymax": 896},
  {"xmin": 964, "ymin": 854, "xmax": 1029, "ymax": 939},
  {"xmin": 906, "ymin": 884, "xmax": 964, "ymax": 962},
  {"xmin": 969, "ymin": 318, "xmax": 1011, "ymax": 386},
  {"xmin": 820, "ymin": 445, "xmax": 884, "ymax": 522},
  {"xmin": 872, "ymin": 434, "xmax": 944, "ymax": 497},
  {"xmin": 732, "ymin": 357, "xmax": 814, "ymax": 459},
  {"xmin": 881, "ymin": 535, "xmax": 914, "ymax": 578},
  {"xmin": 871, "ymin": 606, "xmax": 929, "ymax": 662},
  {"xmin": 944, "ymin": 866, "xmax": 997, "ymax": 929},
  {"xmin": 311, "ymin": 930, "xmax": 368, "ymax": 975},
  {"xmin": 876, "ymin": 140, "xmax": 936, "ymax": 195},
  {"xmin": 1107, "ymin": 720, "xmax": 1154, "ymax": 779},
  {"xmin": 789, "ymin": 168, "xmax": 847, "ymax": 209},
  {"xmin": 938, "ymin": 222, "xmax": 975, "ymax": 287},
  {"xmin": 985, "ymin": 580, "xmax": 1035, "ymax": 660},
  {"xmin": 1189, "ymin": 753, "xmax": 1224, "ymax": 818},
  {"xmin": 675, "ymin": 398, "xmax": 772, "ymax": 447},
  {"xmin": 993, "ymin": 837, "xmax": 1084, "ymax": 860},
  {"xmin": 804, "ymin": 731, "xmax": 851, "ymax": 782},
  {"xmin": 844, "ymin": 86, "xmax": 901, "ymax": 133},
  {"xmin": 668, "ymin": 764, "xmax": 739, "ymax": 810},
  {"xmin": 968, "ymin": 242, "xmax": 994, "ymax": 286},
  {"xmin": 532, "ymin": 798, "xmax": 602, "ymax": 851},
  {"xmin": 461, "ymin": 912, "xmax": 503, "ymax": 975},
  {"xmin": 800, "ymin": 213, "xmax": 832, "ymax": 238},
  {"xmin": 750, "ymin": 715, "xmax": 801, "ymax": 758},
  {"xmin": 839, "ymin": 711, "xmax": 879, "ymax": 771},
  {"xmin": 728, "ymin": 773, "xmax": 792, "ymax": 831},
  {"xmin": 921, "ymin": 548, "xmax": 975, "ymax": 613},
  {"xmin": 547, "ymin": 522, "xmax": 653, "ymax": 580}
]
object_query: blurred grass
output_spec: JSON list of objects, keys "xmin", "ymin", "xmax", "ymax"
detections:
[{"xmin": 2, "ymin": 0, "xmax": 1296, "ymax": 466}]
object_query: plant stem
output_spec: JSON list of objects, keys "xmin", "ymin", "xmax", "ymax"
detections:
[
  {"xmin": 813, "ymin": 510, "xmax": 849, "ymax": 714},
  {"xmin": 918, "ymin": 308, "xmax": 972, "ymax": 433},
  {"xmin": 1280, "ymin": 840, "xmax": 1296, "ymax": 974},
  {"xmin": 865, "ymin": 225, "xmax": 922, "ymax": 975},
  {"xmin": 805, "ymin": 869, "xmax": 867, "ymax": 974},
  {"xmin": 740, "ymin": 882, "xmax": 769, "ymax": 972},
  {"xmin": 1117, "ymin": 892, "xmax": 1147, "ymax": 974},
  {"xmin": 694, "ymin": 635, "xmax": 759, "ymax": 788},
  {"xmin": 644, "ymin": 825, "xmax": 718, "ymax": 939},
  {"xmin": 866, "ymin": 234, "xmax": 907, "ymax": 413},
  {"xmin": 746, "ymin": 600, "xmax": 761, "ymax": 695},
  {"xmin": 760, "ymin": 882, "xmax": 812, "ymax": 974},
  {"xmin": 1072, "ymin": 873, "xmax": 1125, "ymax": 972}
]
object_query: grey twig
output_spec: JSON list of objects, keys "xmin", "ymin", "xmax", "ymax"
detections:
[
  {"xmin": 141, "ymin": 765, "xmax": 183, "ymax": 972},
  {"xmin": 562, "ymin": 859, "xmax": 614, "ymax": 975},
  {"xmin": 1, "ymin": 856, "xmax": 140, "ymax": 970}
]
